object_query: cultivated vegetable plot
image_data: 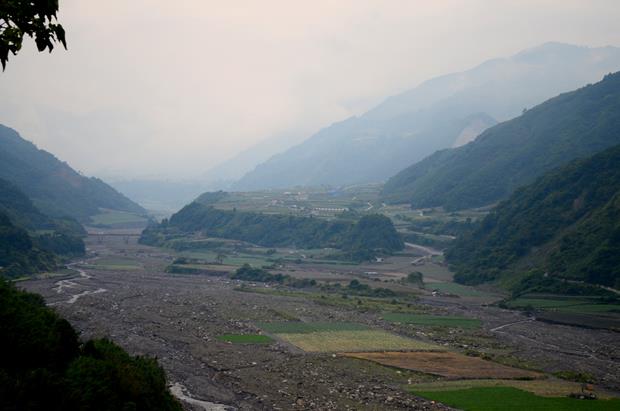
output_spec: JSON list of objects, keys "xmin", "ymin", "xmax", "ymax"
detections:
[{"xmin": 343, "ymin": 351, "xmax": 541, "ymax": 379}]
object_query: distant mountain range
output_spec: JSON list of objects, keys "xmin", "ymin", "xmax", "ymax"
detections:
[
  {"xmin": 107, "ymin": 132, "xmax": 309, "ymax": 214},
  {"xmin": 0, "ymin": 124, "xmax": 145, "ymax": 221},
  {"xmin": 233, "ymin": 43, "xmax": 620, "ymax": 190},
  {"xmin": 382, "ymin": 71, "xmax": 620, "ymax": 209},
  {"xmin": 446, "ymin": 143, "xmax": 620, "ymax": 291}
]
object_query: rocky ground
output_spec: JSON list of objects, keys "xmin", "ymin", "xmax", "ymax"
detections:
[{"xmin": 20, "ymin": 235, "xmax": 620, "ymax": 410}]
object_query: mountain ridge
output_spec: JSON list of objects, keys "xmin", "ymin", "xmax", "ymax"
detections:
[
  {"xmin": 233, "ymin": 42, "xmax": 620, "ymax": 190},
  {"xmin": 382, "ymin": 70, "xmax": 620, "ymax": 209},
  {"xmin": 0, "ymin": 124, "xmax": 146, "ymax": 220}
]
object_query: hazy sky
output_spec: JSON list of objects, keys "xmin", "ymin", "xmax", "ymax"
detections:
[{"xmin": 1, "ymin": 1, "xmax": 620, "ymax": 180}]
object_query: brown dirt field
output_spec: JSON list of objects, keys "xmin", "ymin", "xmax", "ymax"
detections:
[{"xmin": 342, "ymin": 351, "xmax": 543, "ymax": 379}]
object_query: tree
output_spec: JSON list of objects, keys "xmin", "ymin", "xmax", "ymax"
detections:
[
  {"xmin": 215, "ymin": 252, "xmax": 226, "ymax": 265},
  {"xmin": 0, "ymin": 0, "xmax": 66, "ymax": 70}
]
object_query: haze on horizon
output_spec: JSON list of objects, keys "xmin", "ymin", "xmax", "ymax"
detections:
[{"xmin": 1, "ymin": 0, "xmax": 620, "ymax": 181}]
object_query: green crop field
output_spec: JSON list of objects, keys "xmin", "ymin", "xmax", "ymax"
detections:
[
  {"xmin": 410, "ymin": 379, "xmax": 617, "ymax": 399},
  {"xmin": 428, "ymin": 282, "xmax": 493, "ymax": 298},
  {"xmin": 383, "ymin": 313, "xmax": 481, "ymax": 329},
  {"xmin": 278, "ymin": 330, "xmax": 441, "ymax": 353},
  {"xmin": 413, "ymin": 387, "xmax": 620, "ymax": 411},
  {"xmin": 217, "ymin": 334, "xmax": 273, "ymax": 344},
  {"xmin": 84, "ymin": 257, "xmax": 142, "ymax": 271},
  {"xmin": 505, "ymin": 296, "xmax": 620, "ymax": 314},
  {"xmin": 257, "ymin": 321, "xmax": 370, "ymax": 334},
  {"xmin": 178, "ymin": 250, "xmax": 273, "ymax": 267}
]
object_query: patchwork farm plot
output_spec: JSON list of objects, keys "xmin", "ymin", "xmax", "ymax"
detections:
[
  {"xmin": 278, "ymin": 330, "xmax": 441, "ymax": 352},
  {"xmin": 257, "ymin": 321, "xmax": 442, "ymax": 352},
  {"xmin": 343, "ymin": 351, "xmax": 541, "ymax": 379}
]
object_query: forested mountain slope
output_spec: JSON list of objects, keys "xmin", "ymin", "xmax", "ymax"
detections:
[
  {"xmin": 0, "ymin": 124, "xmax": 146, "ymax": 220},
  {"xmin": 235, "ymin": 43, "xmax": 620, "ymax": 190},
  {"xmin": 0, "ymin": 179, "xmax": 85, "ymax": 277},
  {"xmin": 382, "ymin": 71, "xmax": 620, "ymax": 209},
  {"xmin": 0, "ymin": 178, "xmax": 83, "ymax": 234},
  {"xmin": 446, "ymin": 144, "xmax": 620, "ymax": 290},
  {"xmin": 0, "ymin": 212, "xmax": 57, "ymax": 278}
]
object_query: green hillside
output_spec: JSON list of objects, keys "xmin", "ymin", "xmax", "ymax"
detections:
[
  {"xmin": 141, "ymin": 203, "xmax": 403, "ymax": 260},
  {"xmin": 446, "ymin": 145, "xmax": 620, "ymax": 290},
  {"xmin": 0, "ymin": 124, "xmax": 146, "ymax": 220},
  {"xmin": 382, "ymin": 71, "xmax": 620, "ymax": 210},
  {"xmin": 0, "ymin": 212, "xmax": 57, "ymax": 278},
  {"xmin": 0, "ymin": 178, "xmax": 85, "ymax": 269}
]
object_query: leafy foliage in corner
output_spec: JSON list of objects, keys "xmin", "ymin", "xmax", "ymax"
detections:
[
  {"xmin": 446, "ymin": 144, "xmax": 620, "ymax": 290},
  {"xmin": 382, "ymin": 71, "xmax": 620, "ymax": 210},
  {"xmin": 0, "ymin": 0, "xmax": 66, "ymax": 70},
  {"xmin": 0, "ymin": 279, "xmax": 182, "ymax": 411},
  {"xmin": 141, "ymin": 204, "xmax": 403, "ymax": 260}
]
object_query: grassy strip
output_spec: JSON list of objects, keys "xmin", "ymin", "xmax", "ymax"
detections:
[
  {"xmin": 505, "ymin": 297, "xmax": 620, "ymax": 314},
  {"xmin": 383, "ymin": 313, "xmax": 481, "ymax": 329},
  {"xmin": 217, "ymin": 334, "xmax": 273, "ymax": 344},
  {"xmin": 90, "ymin": 211, "xmax": 147, "ymax": 225},
  {"xmin": 257, "ymin": 321, "xmax": 370, "ymax": 334},
  {"xmin": 413, "ymin": 387, "xmax": 620, "ymax": 411},
  {"xmin": 428, "ymin": 282, "xmax": 492, "ymax": 298},
  {"xmin": 236, "ymin": 286, "xmax": 426, "ymax": 314},
  {"xmin": 411, "ymin": 379, "xmax": 616, "ymax": 399}
]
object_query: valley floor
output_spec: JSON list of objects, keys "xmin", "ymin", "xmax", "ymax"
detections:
[{"xmin": 20, "ymin": 234, "xmax": 620, "ymax": 410}]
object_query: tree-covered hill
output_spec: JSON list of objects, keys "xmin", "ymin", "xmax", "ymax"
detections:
[
  {"xmin": 446, "ymin": 144, "xmax": 620, "ymax": 290},
  {"xmin": 0, "ymin": 279, "xmax": 182, "ymax": 411},
  {"xmin": 382, "ymin": 71, "xmax": 620, "ymax": 210},
  {"xmin": 0, "ymin": 212, "xmax": 57, "ymax": 278},
  {"xmin": 0, "ymin": 178, "xmax": 85, "ymax": 273},
  {"xmin": 140, "ymin": 203, "xmax": 403, "ymax": 259},
  {"xmin": 0, "ymin": 124, "xmax": 146, "ymax": 221},
  {"xmin": 0, "ymin": 177, "xmax": 84, "ymax": 234}
]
